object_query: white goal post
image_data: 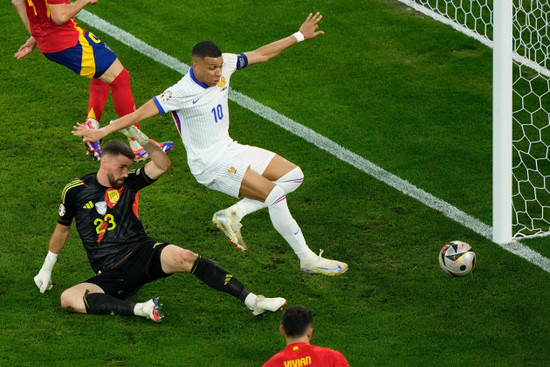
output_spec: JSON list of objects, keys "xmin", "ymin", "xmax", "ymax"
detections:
[
  {"xmin": 398, "ymin": 0, "xmax": 550, "ymax": 243},
  {"xmin": 493, "ymin": 0, "xmax": 513, "ymax": 244}
]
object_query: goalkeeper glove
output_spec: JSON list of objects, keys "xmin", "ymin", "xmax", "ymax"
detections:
[
  {"xmin": 111, "ymin": 122, "xmax": 150, "ymax": 147},
  {"xmin": 34, "ymin": 251, "xmax": 57, "ymax": 293}
]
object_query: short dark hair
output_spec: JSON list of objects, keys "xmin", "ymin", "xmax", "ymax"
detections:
[
  {"xmin": 192, "ymin": 41, "xmax": 222, "ymax": 59},
  {"xmin": 282, "ymin": 305, "xmax": 313, "ymax": 337},
  {"xmin": 102, "ymin": 140, "xmax": 135, "ymax": 161}
]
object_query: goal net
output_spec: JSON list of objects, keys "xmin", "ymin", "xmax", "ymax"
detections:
[{"xmin": 398, "ymin": 0, "xmax": 550, "ymax": 240}]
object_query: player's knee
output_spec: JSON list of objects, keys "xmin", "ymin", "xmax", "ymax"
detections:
[
  {"xmin": 275, "ymin": 166, "xmax": 304, "ymax": 194},
  {"xmin": 60, "ymin": 291, "xmax": 70, "ymax": 309},
  {"xmin": 164, "ymin": 246, "xmax": 197, "ymax": 273},
  {"xmin": 265, "ymin": 185, "xmax": 287, "ymax": 206},
  {"xmin": 293, "ymin": 166, "xmax": 304, "ymax": 186},
  {"xmin": 60, "ymin": 289, "xmax": 81, "ymax": 311},
  {"xmin": 177, "ymin": 249, "xmax": 198, "ymax": 271}
]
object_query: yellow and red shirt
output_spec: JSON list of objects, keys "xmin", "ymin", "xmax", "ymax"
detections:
[
  {"xmin": 263, "ymin": 343, "xmax": 348, "ymax": 367},
  {"xmin": 25, "ymin": 0, "xmax": 83, "ymax": 53}
]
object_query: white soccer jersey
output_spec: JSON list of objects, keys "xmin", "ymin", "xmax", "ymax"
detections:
[{"xmin": 153, "ymin": 53, "xmax": 248, "ymax": 175}]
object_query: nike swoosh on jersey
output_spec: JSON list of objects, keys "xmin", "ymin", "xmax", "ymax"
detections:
[{"xmin": 192, "ymin": 98, "xmax": 201, "ymax": 104}]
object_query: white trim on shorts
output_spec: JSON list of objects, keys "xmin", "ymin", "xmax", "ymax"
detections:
[{"xmin": 194, "ymin": 141, "xmax": 276, "ymax": 198}]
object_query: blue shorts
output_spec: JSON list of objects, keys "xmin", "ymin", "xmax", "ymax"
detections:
[{"xmin": 43, "ymin": 31, "xmax": 118, "ymax": 79}]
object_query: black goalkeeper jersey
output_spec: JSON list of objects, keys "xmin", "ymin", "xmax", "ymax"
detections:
[{"xmin": 57, "ymin": 167, "xmax": 156, "ymax": 273}]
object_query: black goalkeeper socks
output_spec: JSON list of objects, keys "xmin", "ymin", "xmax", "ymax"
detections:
[
  {"xmin": 191, "ymin": 256, "xmax": 250, "ymax": 301},
  {"xmin": 84, "ymin": 292, "xmax": 135, "ymax": 316}
]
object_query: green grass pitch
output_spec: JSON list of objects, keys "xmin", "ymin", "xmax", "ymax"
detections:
[{"xmin": 1, "ymin": 0, "xmax": 550, "ymax": 365}]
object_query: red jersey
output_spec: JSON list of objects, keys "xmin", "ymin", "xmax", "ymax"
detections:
[
  {"xmin": 263, "ymin": 343, "xmax": 349, "ymax": 367},
  {"xmin": 25, "ymin": 0, "xmax": 83, "ymax": 53}
]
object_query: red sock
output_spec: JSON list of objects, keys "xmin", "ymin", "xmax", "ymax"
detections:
[
  {"xmin": 88, "ymin": 78, "xmax": 110, "ymax": 121},
  {"xmin": 110, "ymin": 68, "xmax": 137, "ymax": 118}
]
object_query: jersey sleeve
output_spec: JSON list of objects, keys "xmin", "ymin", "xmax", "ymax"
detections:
[
  {"xmin": 153, "ymin": 77, "xmax": 188, "ymax": 114},
  {"xmin": 261, "ymin": 356, "xmax": 277, "ymax": 367},
  {"xmin": 222, "ymin": 53, "xmax": 248, "ymax": 75},
  {"xmin": 125, "ymin": 166, "xmax": 157, "ymax": 191},
  {"xmin": 57, "ymin": 179, "xmax": 85, "ymax": 226},
  {"xmin": 334, "ymin": 351, "xmax": 349, "ymax": 367}
]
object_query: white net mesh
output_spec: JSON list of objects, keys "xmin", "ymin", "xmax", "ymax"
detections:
[
  {"xmin": 512, "ymin": 1, "xmax": 550, "ymax": 237},
  {"xmin": 399, "ymin": 0, "xmax": 550, "ymax": 238},
  {"xmin": 405, "ymin": 0, "xmax": 493, "ymax": 38}
]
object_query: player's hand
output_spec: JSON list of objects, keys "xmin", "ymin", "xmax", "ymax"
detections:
[
  {"xmin": 118, "ymin": 125, "xmax": 151, "ymax": 147},
  {"xmin": 298, "ymin": 12, "xmax": 325, "ymax": 40},
  {"xmin": 14, "ymin": 37, "xmax": 37, "ymax": 60},
  {"xmin": 72, "ymin": 122, "xmax": 104, "ymax": 142},
  {"xmin": 34, "ymin": 269, "xmax": 53, "ymax": 293}
]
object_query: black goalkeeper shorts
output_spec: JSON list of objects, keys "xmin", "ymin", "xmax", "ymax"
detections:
[{"xmin": 85, "ymin": 238, "xmax": 171, "ymax": 299}]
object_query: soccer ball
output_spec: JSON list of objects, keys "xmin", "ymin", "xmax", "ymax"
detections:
[{"xmin": 438, "ymin": 240, "xmax": 476, "ymax": 277}]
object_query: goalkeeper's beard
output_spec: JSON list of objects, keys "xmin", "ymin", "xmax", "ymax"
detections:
[{"xmin": 107, "ymin": 173, "xmax": 125, "ymax": 189}]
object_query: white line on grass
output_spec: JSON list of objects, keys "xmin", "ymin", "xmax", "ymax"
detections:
[{"xmin": 76, "ymin": 10, "xmax": 550, "ymax": 274}]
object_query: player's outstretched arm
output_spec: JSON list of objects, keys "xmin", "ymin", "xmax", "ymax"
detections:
[
  {"xmin": 142, "ymin": 139, "xmax": 172, "ymax": 180},
  {"xmin": 117, "ymin": 124, "xmax": 171, "ymax": 179},
  {"xmin": 12, "ymin": 0, "xmax": 37, "ymax": 59},
  {"xmin": 34, "ymin": 224, "xmax": 71, "ymax": 293},
  {"xmin": 49, "ymin": 0, "xmax": 97, "ymax": 25},
  {"xmin": 12, "ymin": 0, "xmax": 31, "ymax": 33},
  {"xmin": 72, "ymin": 98, "xmax": 160, "ymax": 142},
  {"xmin": 244, "ymin": 12, "xmax": 324, "ymax": 66}
]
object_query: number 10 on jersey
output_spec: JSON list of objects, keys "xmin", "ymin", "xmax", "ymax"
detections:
[{"xmin": 211, "ymin": 104, "xmax": 223, "ymax": 123}]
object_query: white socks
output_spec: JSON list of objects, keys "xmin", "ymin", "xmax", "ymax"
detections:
[
  {"xmin": 228, "ymin": 167, "xmax": 304, "ymax": 221},
  {"xmin": 229, "ymin": 198, "xmax": 264, "ymax": 222},
  {"xmin": 244, "ymin": 293, "xmax": 257, "ymax": 310},
  {"xmin": 133, "ymin": 301, "xmax": 149, "ymax": 318},
  {"xmin": 265, "ymin": 186, "xmax": 316, "ymax": 261},
  {"xmin": 273, "ymin": 167, "xmax": 303, "ymax": 195},
  {"xmin": 223, "ymin": 167, "xmax": 314, "ymax": 261}
]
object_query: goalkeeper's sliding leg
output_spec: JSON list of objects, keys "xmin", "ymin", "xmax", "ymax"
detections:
[{"xmin": 59, "ymin": 244, "xmax": 286, "ymax": 322}]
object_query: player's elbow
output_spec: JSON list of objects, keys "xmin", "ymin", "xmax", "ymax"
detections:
[
  {"xmin": 49, "ymin": 7, "xmax": 71, "ymax": 25},
  {"xmin": 255, "ymin": 53, "xmax": 272, "ymax": 64},
  {"xmin": 50, "ymin": 14, "xmax": 70, "ymax": 25},
  {"xmin": 247, "ymin": 50, "xmax": 273, "ymax": 65},
  {"xmin": 155, "ymin": 154, "xmax": 172, "ymax": 176},
  {"xmin": 160, "ymin": 159, "xmax": 172, "ymax": 174}
]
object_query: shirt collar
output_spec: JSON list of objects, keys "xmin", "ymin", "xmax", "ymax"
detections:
[{"xmin": 189, "ymin": 67, "xmax": 210, "ymax": 89}]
